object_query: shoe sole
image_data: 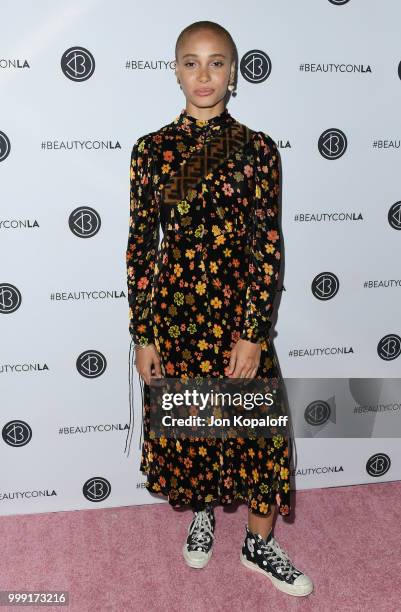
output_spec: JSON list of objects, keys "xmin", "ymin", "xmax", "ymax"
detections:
[
  {"xmin": 240, "ymin": 553, "xmax": 313, "ymax": 597},
  {"xmin": 183, "ymin": 543, "xmax": 212, "ymax": 569}
]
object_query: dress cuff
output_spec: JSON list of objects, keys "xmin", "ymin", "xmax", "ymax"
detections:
[{"xmin": 239, "ymin": 320, "xmax": 271, "ymax": 344}]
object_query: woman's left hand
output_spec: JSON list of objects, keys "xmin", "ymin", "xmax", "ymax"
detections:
[{"xmin": 225, "ymin": 338, "xmax": 261, "ymax": 379}]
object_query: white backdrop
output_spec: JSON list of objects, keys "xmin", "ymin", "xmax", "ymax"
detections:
[{"xmin": 1, "ymin": 0, "xmax": 400, "ymax": 516}]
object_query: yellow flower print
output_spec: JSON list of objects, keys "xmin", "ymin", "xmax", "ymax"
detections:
[
  {"xmin": 186, "ymin": 188, "xmax": 197, "ymax": 202},
  {"xmin": 259, "ymin": 502, "xmax": 269, "ymax": 514},
  {"xmin": 168, "ymin": 325, "xmax": 180, "ymax": 338},
  {"xmin": 273, "ymin": 434, "xmax": 284, "ymax": 448},
  {"xmin": 194, "ymin": 224, "xmax": 205, "ymax": 238},
  {"xmin": 177, "ymin": 200, "xmax": 190, "ymax": 215},
  {"xmin": 200, "ymin": 360, "xmax": 212, "ymax": 373},
  {"xmin": 195, "ymin": 281, "xmax": 207, "ymax": 295},
  {"xmin": 173, "ymin": 292, "xmax": 184, "ymax": 306},
  {"xmin": 215, "ymin": 234, "xmax": 226, "ymax": 246},
  {"xmin": 212, "ymin": 324, "xmax": 223, "ymax": 338},
  {"xmin": 263, "ymin": 262, "xmax": 274, "ymax": 276},
  {"xmin": 210, "ymin": 297, "xmax": 222, "ymax": 309},
  {"xmin": 209, "ymin": 261, "xmax": 218, "ymax": 273},
  {"xmin": 239, "ymin": 467, "xmax": 247, "ymax": 479},
  {"xmin": 185, "ymin": 249, "xmax": 196, "ymax": 259},
  {"xmin": 188, "ymin": 323, "xmax": 197, "ymax": 334},
  {"xmin": 198, "ymin": 339, "xmax": 208, "ymax": 350},
  {"xmin": 174, "ymin": 264, "xmax": 183, "ymax": 277},
  {"xmin": 198, "ymin": 446, "xmax": 207, "ymax": 456},
  {"xmin": 280, "ymin": 467, "xmax": 289, "ymax": 480}
]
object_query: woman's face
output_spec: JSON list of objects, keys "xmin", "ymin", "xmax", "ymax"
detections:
[{"xmin": 175, "ymin": 29, "xmax": 235, "ymax": 112}]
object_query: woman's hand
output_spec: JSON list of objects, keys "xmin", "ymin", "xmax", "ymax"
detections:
[
  {"xmin": 134, "ymin": 344, "xmax": 163, "ymax": 385},
  {"xmin": 225, "ymin": 338, "xmax": 261, "ymax": 379}
]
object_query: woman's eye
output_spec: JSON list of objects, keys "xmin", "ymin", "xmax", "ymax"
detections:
[
  {"xmin": 213, "ymin": 61, "xmax": 224, "ymax": 67},
  {"xmin": 184, "ymin": 62, "xmax": 195, "ymax": 67}
]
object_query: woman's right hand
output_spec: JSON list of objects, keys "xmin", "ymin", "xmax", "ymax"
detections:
[{"xmin": 134, "ymin": 344, "xmax": 163, "ymax": 385}]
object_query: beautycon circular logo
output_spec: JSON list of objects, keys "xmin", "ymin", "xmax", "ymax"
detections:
[
  {"xmin": 318, "ymin": 129, "xmax": 347, "ymax": 160},
  {"xmin": 366, "ymin": 453, "xmax": 390, "ymax": 477},
  {"xmin": 0, "ymin": 131, "xmax": 11, "ymax": 161},
  {"xmin": 311, "ymin": 272, "xmax": 339, "ymax": 300},
  {"xmin": 240, "ymin": 50, "xmax": 271, "ymax": 83},
  {"xmin": 83, "ymin": 477, "xmax": 111, "ymax": 502},
  {"xmin": 377, "ymin": 335, "xmax": 401, "ymax": 361},
  {"xmin": 304, "ymin": 400, "xmax": 331, "ymax": 426},
  {"xmin": 0, "ymin": 283, "xmax": 22, "ymax": 314},
  {"xmin": 69, "ymin": 207, "xmax": 101, "ymax": 238},
  {"xmin": 76, "ymin": 350, "xmax": 107, "ymax": 378},
  {"xmin": 61, "ymin": 46, "xmax": 95, "ymax": 81},
  {"xmin": 2, "ymin": 420, "xmax": 32, "ymax": 447},
  {"xmin": 388, "ymin": 201, "xmax": 401, "ymax": 230}
]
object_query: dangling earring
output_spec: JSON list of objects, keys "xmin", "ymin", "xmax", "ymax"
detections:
[{"xmin": 228, "ymin": 82, "xmax": 234, "ymax": 91}]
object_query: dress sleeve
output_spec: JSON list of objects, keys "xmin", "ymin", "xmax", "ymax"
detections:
[
  {"xmin": 240, "ymin": 131, "xmax": 282, "ymax": 344},
  {"xmin": 126, "ymin": 135, "xmax": 159, "ymax": 347}
]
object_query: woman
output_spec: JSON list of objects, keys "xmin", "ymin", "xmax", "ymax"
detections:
[{"xmin": 126, "ymin": 20, "xmax": 313, "ymax": 597}]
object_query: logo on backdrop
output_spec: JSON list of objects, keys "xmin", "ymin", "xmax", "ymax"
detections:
[
  {"xmin": 83, "ymin": 477, "xmax": 111, "ymax": 502},
  {"xmin": 366, "ymin": 453, "xmax": 391, "ymax": 477},
  {"xmin": 377, "ymin": 335, "xmax": 401, "ymax": 361},
  {"xmin": 318, "ymin": 129, "xmax": 347, "ymax": 159},
  {"xmin": 311, "ymin": 272, "xmax": 339, "ymax": 300},
  {"xmin": 240, "ymin": 50, "xmax": 271, "ymax": 83},
  {"xmin": 76, "ymin": 350, "xmax": 107, "ymax": 378},
  {"xmin": 2, "ymin": 420, "xmax": 32, "ymax": 447},
  {"xmin": 304, "ymin": 401, "xmax": 331, "ymax": 426},
  {"xmin": 61, "ymin": 47, "xmax": 95, "ymax": 81},
  {"xmin": 69, "ymin": 207, "xmax": 101, "ymax": 238},
  {"xmin": 0, "ymin": 283, "xmax": 22, "ymax": 313},
  {"xmin": 388, "ymin": 201, "xmax": 401, "ymax": 230},
  {"xmin": 328, "ymin": 0, "xmax": 351, "ymax": 4},
  {"xmin": 0, "ymin": 131, "xmax": 11, "ymax": 161}
]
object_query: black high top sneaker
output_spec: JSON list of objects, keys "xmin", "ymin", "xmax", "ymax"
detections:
[
  {"xmin": 240, "ymin": 525, "xmax": 313, "ymax": 597},
  {"xmin": 182, "ymin": 504, "xmax": 215, "ymax": 569}
]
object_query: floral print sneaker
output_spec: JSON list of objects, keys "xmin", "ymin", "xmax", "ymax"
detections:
[
  {"xmin": 182, "ymin": 505, "xmax": 215, "ymax": 569},
  {"xmin": 240, "ymin": 525, "xmax": 313, "ymax": 596}
]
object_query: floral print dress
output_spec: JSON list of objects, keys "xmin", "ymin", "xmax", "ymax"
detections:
[{"xmin": 126, "ymin": 107, "xmax": 292, "ymax": 517}]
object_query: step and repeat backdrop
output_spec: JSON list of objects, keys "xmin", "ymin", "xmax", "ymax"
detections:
[{"xmin": 1, "ymin": 0, "xmax": 400, "ymax": 516}]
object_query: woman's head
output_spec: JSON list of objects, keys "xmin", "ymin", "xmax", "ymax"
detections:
[{"xmin": 175, "ymin": 21, "xmax": 238, "ymax": 113}]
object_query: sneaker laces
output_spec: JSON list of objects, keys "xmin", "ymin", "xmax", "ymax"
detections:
[
  {"xmin": 259, "ymin": 535, "xmax": 300, "ymax": 580},
  {"xmin": 188, "ymin": 510, "xmax": 215, "ymax": 550}
]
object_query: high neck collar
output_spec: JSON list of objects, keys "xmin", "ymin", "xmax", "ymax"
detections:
[{"xmin": 174, "ymin": 106, "xmax": 235, "ymax": 137}]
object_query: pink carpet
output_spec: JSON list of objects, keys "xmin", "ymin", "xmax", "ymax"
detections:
[{"xmin": 0, "ymin": 481, "xmax": 400, "ymax": 611}]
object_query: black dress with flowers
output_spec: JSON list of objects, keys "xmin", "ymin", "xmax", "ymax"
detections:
[{"xmin": 126, "ymin": 107, "xmax": 293, "ymax": 517}]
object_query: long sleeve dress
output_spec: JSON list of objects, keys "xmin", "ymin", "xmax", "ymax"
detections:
[{"xmin": 126, "ymin": 106, "xmax": 293, "ymax": 517}]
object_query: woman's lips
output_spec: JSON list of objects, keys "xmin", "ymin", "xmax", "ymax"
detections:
[{"xmin": 194, "ymin": 89, "xmax": 214, "ymax": 96}]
